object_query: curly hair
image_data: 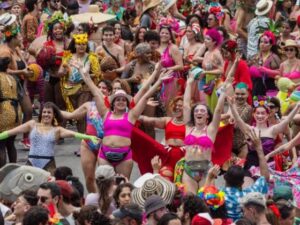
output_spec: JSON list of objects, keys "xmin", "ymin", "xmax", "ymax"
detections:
[
  {"xmin": 38, "ymin": 102, "xmax": 63, "ymax": 126},
  {"xmin": 182, "ymin": 195, "xmax": 209, "ymax": 219}
]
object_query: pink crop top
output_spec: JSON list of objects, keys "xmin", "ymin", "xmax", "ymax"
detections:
[
  {"xmin": 184, "ymin": 128, "xmax": 214, "ymax": 150},
  {"xmin": 284, "ymin": 71, "xmax": 300, "ymax": 80},
  {"xmin": 103, "ymin": 112, "xmax": 134, "ymax": 138}
]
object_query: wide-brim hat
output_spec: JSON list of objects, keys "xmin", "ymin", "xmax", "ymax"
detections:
[
  {"xmin": 283, "ymin": 39, "xmax": 298, "ymax": 49},
  {"xmin": 131, "ymin": 175, "xmax": 176, "ymax": 208},
  {"xmin": 142, "ymin": 0, "xmax": 162, "ymax": 15},
  {"xmin": 0, "ymin": 13, "xmax": 16, "ymax": 26},
  {"xmin": 71, "ymin": 5, "xmax": 116, "ymax": 24},
  {"xmin": 255, "ymin": 0, "xmax": 273, "ymax": 16},
  {"xmin": 109, "ymin": 89, "xmax": 131, "ymax": 103},
  {"xmin": 162, "ymin": 0, "xmax": 176, "ymax": 12}
]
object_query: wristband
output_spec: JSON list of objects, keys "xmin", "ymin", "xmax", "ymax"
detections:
[
  {"xmin": 74, "ymin": 133, "xmax": 99, "ymax": 144},
  {"xmin": 0, "ymin": 131, "xmax": 9, "ymax": 140}
]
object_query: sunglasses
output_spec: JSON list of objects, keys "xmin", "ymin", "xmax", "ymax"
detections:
[
  {"xmin": 285, "ymin": 48, "xmax": 295, "ymax": 52},
  {"xmin": 37, "ymin": 196, "xmax": 48, "ymax": 203}
]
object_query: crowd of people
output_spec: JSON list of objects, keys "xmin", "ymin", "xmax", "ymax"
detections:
[{"xmin": 1, "ymin": 0, "xmax": 300, "ymax": 224}]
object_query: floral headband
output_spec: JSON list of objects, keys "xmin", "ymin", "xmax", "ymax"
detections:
[
  {"xmin": 73, "ymin": 33, "xmax": 88, "ymax": 44},
  {"xmin": 208, "ymin": 3, "xmax": 224, "ymax": 21},
  {"xmin": 198, "ymin": 185, "xmax": 225, "ymax": 210},
  {"xmin": 159, "ymin": 17, "xmax": 180, "ymax": 34},
  {"xmin": 44, "ymin": 11, "xmax": 72, "ymax": 34},
  {"xmin": 253, "ymin": 96, "xmax": 269, "ymax": 108},
  {"xmin": 3, "ymin": 24, "xmax": 20, "ymax": 39},
  {"xmin": 262, "ymin": 30, "xmax": 276, "ymax": 46}
]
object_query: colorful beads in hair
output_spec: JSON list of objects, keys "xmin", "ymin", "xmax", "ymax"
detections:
[{"xmin": 198, "ymin": 185, "xmax": 225, "ymax": 210}]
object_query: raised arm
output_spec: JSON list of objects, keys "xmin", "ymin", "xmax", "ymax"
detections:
[
  {"xmin": 183, "ymin": 74, "xmax": 194, "ymax": 124},
  {"xmin": 272, "ymin": 102, "xmax": 300, "ymax": 136},
  {"xmin": 266, "ymin": 131, "xmax": 300, "ymax": 160},
  {"xmin": 129, "ymin": 71, "xmax": 172, "ymax": 123},
  {"xmin": 60, "ymin": 102, "xmax": 89, "ymax": 120},
  {"xmin": 79, "ymin": 64, "xmax": 108, "ymax": 118},
  {"xmin": 133, "ymin": 63, "xmax": 161, "ymax": 103},
  {"xmin": 0, "ymin": 120, "xmax": 35, "ymax": 140}
]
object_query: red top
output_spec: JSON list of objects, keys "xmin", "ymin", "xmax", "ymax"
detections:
[{"xmin": 165, "ymin": 120, "xmax": 185, "ymax": 141}]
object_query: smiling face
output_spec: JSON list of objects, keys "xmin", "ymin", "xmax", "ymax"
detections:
[
  {"xmin": 193, "ymin": 104, "xmax": 209, "ymax": 125},
  {"xmin": 172, "ymin": 100, "xmax": 183, "ymax": 119},
  {"xmin": 259, "ymin": 36, "xmax": 272, "ymax": 52},
  {"xmin": 235, "ymin": 88, "xmax": 248, "ymax": 105},
  {"xmin": 160, "ymin": 27, "xmax": 171, "ymax": 44},
  {"xmin": 98, "ymin": 81, "xmax": 110, "ymax": 96},
  {"xmin": 281, "ymin": 22, "xmax": 292, "ymax": 36},
  {"xmin": 52, "ymin": 23, "xmax": 64, "ymax": 40},
  {"xmin": 103, "ymin": 31, "xmax": 115, "ymax": 43},
  {"xmin": 253, "ymin": 107, "xmax": 269, "ymax": 124},
  {"xmin": 75, "ymin": 43, "xmax": 87, "ymax": 54},
  {"xmin": 12, "ymin": 196, "xmax": 30, "ymax": 217},
  {"xmin": 41, "ymin": 107, "xmax": 55, "ymax": 125},
  {"xmin": 113, "ymin": 96, "xmax": 128, "ymax": 111},
  {"xmin": 284, "ymin": 46, "xmax": 297, "ymax": 59}
]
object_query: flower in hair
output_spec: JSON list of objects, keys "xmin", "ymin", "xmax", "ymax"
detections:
[
  {"xmin": 253, "ymin": 96, "xmax": 269, "ymax": 108},
  {"xmin": 3, "ymin": 24, "xmax": 20, "ymax": 39},
  {"xmin": 72, "ymin": 33, "xmax": 88, "ymax": 44},
  {"xmin": 268, "ymin": 204, "xmax": 281, "ymax": 218},
  {"xmin": 263, "ymin": 30, "xmax": 276, "ymax": 46},
  {"xmin": 159, "ymin": 17, "xmax": 180, "ymax": 34}
]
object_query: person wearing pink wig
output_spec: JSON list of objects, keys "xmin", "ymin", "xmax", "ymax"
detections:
[{"xmin": 201, "ymin": 28, "xmax": 224, "ymax": 112}]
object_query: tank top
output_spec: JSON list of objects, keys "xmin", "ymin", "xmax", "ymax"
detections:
[
  {"xmin": 165, "ymin": 120, "xmax": 185, "ymax": 141},
  {"xmin": 103, "ymin": 112, "xmax": 134, "ymax": 138},
  {"xmin": 28, "ymin": 125, "xmax": 56, "ymax": 169}
]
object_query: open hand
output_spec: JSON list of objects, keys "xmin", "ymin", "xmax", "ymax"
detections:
[
  {"xmin": 147, "ymin": 97, "xmax": 159, "ymax": 107},
  {"xmin": 151, "ymin": 155, "xmax": 162, "ymax": 172}
]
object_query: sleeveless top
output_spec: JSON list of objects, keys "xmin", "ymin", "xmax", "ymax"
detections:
[
  {"xmin": 28, "ymin": 125, "xmax": 56, "ymax": 169},
  {"xmin": 184, "ymin": 127, "xmax": 214, "ymax": 150},
  {"xmin": 103, "ymin": 112, "xmax": 134, "ymax": 138},
  {"xmin": 86, "ymin": 101, "xmax": 104, "ymax": 138},
  {"xmin": 161, "ymin": 45, "xmax": 175, "ymax": 68},
  {"xmin": 165, "ymin": 120, "xmax": 185, "ymax": 141}
]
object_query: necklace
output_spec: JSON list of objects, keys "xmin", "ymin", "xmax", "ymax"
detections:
[{"xmin": 173, "ymin": 118, "xmax": 183, "ymax": 124}]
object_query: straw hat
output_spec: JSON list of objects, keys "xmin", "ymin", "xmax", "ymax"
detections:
[
  {"xmin": 131, "ymin": 175, "xmax": 176, "ymax": 207},
  {"xmin": 71, "ymin": 5, "xmax": 116, "ymax": 24},
  {"xmin": 109, "ymin": 89, "xmax": 131, "ymax": 103},
  {"xmin": 142, "ymin": 0, "xmax": 162, "ymax": 15},
  {"xmin": 255, "ymin": 0, "xmax": 273, "ymax": 16},
  {"xmin": 283, "ymin": 39, "xmax": 298, "ymax": 49}
]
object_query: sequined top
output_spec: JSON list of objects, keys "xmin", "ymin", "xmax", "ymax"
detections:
[{"xmin": 0, "ymin": 73, "xmax": 21, "ymax": 132}]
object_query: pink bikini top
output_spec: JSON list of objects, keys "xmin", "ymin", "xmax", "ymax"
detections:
[
  {"xmin": 283, "ymin": 71, "xmax": 300, "ymax": 80},
  {"xmin": 103, "ymin": 112, "xmax": 134, "ymax": 138},
  {"xmin": 161, "ymin": 45, "xmax": 175, "ymax": 68},
  {"xmin": 184, "ymin": 128, "xmax": 214, "ymax": 150}
]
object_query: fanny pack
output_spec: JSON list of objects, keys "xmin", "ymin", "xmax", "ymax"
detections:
[
  {"xmin": 185, "ymin": 160, "xmax": 210, "ymax": 173},
  {"xmin": 104, "ymin": 150, "xmax": 130, "ymax": 163}
]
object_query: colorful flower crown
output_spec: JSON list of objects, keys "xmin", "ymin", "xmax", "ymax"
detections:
[
  {"xmin": 44, "ymin": 11, "xmax": 72, "ymax": 34},
  {"xmin": 73, "ymin": 33, "xmax": 88, "ymax": 44},
  {"xmin": 159, "ymin": 17, "xmax": 180, "ymax": 34},
  {"xmin": 3, "ymin": 24, "xmax": 20, "ymax": 39},
  {"xmin": 253, "ymin": 96, "xmax": 269, "ymax": 108},
  {"xmin": 198, "ymin": 185, "xmax": 225, "ymax": 210},
  {"xmin": 208, "ymin": 3, "xmax": 224, "ymax": 21}
]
